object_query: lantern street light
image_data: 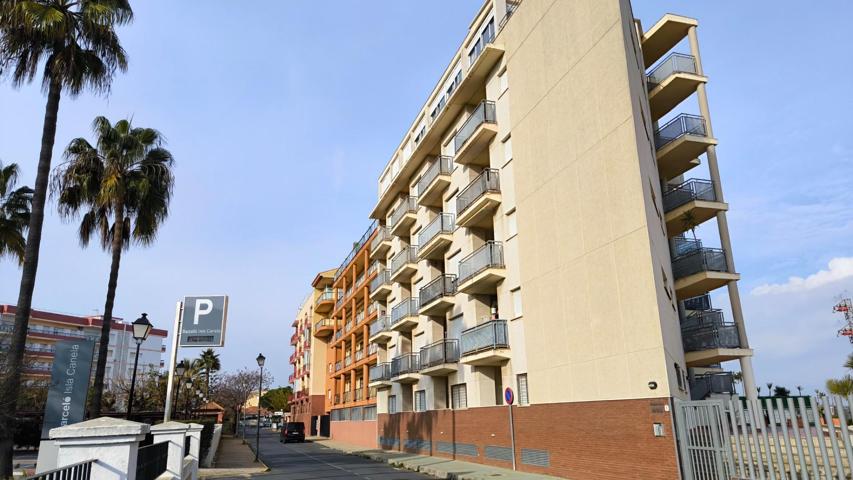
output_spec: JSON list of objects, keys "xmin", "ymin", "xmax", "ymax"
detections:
[
  {"xmin": 255, "ymin": 353, "xmax": 265, "ymax": 462},
  {"xmin": 172, "ymin": 361, "xmax": 186, "ymax": 418},
  {"xmin": 127, "ymin": 313, "xmax": 153, "ymax": 419}
]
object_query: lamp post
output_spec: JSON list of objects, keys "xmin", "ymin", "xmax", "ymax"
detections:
[
  {"xmin": 255, "ymin": 353, "xmax": 265, "ymax": 462},
  {"xmin": 172, "ymin": 361, "xmax": 186, "ymax": 419},
  {"xmin": 127, "ymin": 313, "xmax": 153, "ymax": 419}
]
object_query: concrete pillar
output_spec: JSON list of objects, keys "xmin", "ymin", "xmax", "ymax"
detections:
[
  {"xmin": 150, "ymin": 421, "xmax": 189, "ymax": 479},
  {"xmin": 185, "ymin": 424, "xmax": 203, "ymax": 480},
  {"xmin": 47, "ymin": 417, "xmax": 149, "ymax": 480}
]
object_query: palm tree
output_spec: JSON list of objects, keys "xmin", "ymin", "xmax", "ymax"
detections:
[
  {"xmin": 52, "ymin": 116, "xmax": 174, "ymax": 417},
  {"xmin": 732, "ymin": 371, "xmax": 743, "ymax": 395},
  {"xmin": 796, "ymin": 385, "xmax": 803, "ymax": 396},
  {"xmin": 0, "ymin": 1, "xmax": 131, "ymax": 470},
  {"xmin": 827, "ymin": 377, "xmax": 853, "ymax": 397},
  {"xmin": 199, "ymin": 349, "xmax": 221, "ymax": 396},
  {"xmin": 766, "ymin": 382, "xmax": 773, "ymax": 397},
  {"xmin": 0, "ymin": 162, "xmax": 33, "ymax": 264},
  {"xmin": 680, "ymin": 211, "xmax": 700, "ymax": 241}
]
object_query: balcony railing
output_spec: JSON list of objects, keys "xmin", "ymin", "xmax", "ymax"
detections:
[
  {"xmin": 682, "ymin": 318, "xmax": 741, "ymax": 352},
  {"xmin": 334, "ymin": 330, "xmax": 343, "ymax": 341},
  {"xmin": 316, "ymin": 288, "xmax": 335, "ymax": 305},
  {"xmin": 647, "ymin": 53, "xmax": 698, "ymax": 86},
  {"xmin": 420, "ymin": 275, "xmax": 457, "ymax": 307},
  {"xmin": 315, "ymin": 318, "xmax": 333, "ymax": 330},
  {"xmin": 355, "ymin": 310, "xmax": 365, "ymax": 324},
  {"xmin": 345, "ymin": 321, "xmax": 353, "ymax": 333},
  {"xmin": 370, "ymin": 227, "xmax": 390, "ymax": 251},
  {"xmin": 461, "ymin": 319, "xmax": 509, "ymax": 356},
  {"xmin": 390, "ymin": 353, "xmax": 420, "ymax": 377},
  {"xmin": 420, "ymin": 339, "xmax": 460, "ymax": 368},
  {"xmin": 672, "ymin": 247, "xmax": 729, "ymax": 279},
  {"xmin": 419, "ymin": 213, "xmax": 455, "ymax": 248},
  {"xmin": 684, "ymin": 294, "xmax": 712, "ymax": 311},
  {"xmin": 370, "ymin": 269, "xmax": 391, "ymax": 293},
  {"xmin": 368, "ymin": 343, "xmax": 378, "ymax": 355},
  {"xmin": 458, "ymin": 241, "xmax": 504, "ymax": 285},
  {"xmin": 370, "ymin": 362, "xmax": 391, "ymax": 381},
  {"xmin": 689, "ymin": 372, "xmax": 735, "ymax": 399},
  {"xmin": 355, "ymin": 389, "xmax": 364, "ymax": 401},
  {"xmin": 663, "ymin": 179, "xmax": 717, "ymax": 212},
  {"xmin": 390, "ymin": 246, "xmax": 418, "ymax": 276},
  {"xmin": 416, "ymin": 156, "xmax": 453, "ymax": 195},
  {"xmin": 370, "ymin": 315, "xmax": 390, "ymax": 337},
  {"xmin": 335, "ymin": 361, "xmax": 342, "ymax": 372},
  {"xmin": 388, "ymin": 196, "xmax": 417, "ymax": 230},
  {"xmin": 355, "ymin": 349, "xmax": 365, "ymax": 362},
  {"xmin": 457, "ymin": 169, "xmax": 500, "ymax": 216},
  {"xmin": 454, "ymin": 101, "xmax": 497, "ymax": 153},
  {"xmin": 345, "ymin": 356, "xmax": 352, "ymax": 367},
  {"xmin": 654, "ymin": 114, "xmax": 708, "ymax": 150},
  {"xmin": 368, "ymin": 261, "xmax": 381, "ymax": 277},
  {"xmin": 391, "ymin": 298, "xmax": 419, "ymax": 326}
]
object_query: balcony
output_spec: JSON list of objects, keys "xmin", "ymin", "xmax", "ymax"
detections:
[
  {"xmin": 681, "ymin": 310, "xmax": 750, "ymax": 367},
  {"xmin": 454, "ymin": 100, "xmax": 498, "ymax": 166},
  {"xmin": 390, "ymin": 353, "xmax": 420, "ymax": 383},
  {"xmin": 457, "ymin": 241, "xmax": 505, "ymax": 294},
  {"xmin": 419, "ymin": 275, "xmax": 457, "ymax": 316},
  {"xmin": 663, "ymin": 179, "xmax": 727, "ymax": 237},
  {"xmin": 417, "ymin": 156, "xmax": 453, "ymax": 207},
  {"xmin": 370, "ymin": 226, "xmax": 392, "ymax": 259},
  {"xmin": 640, "ymin": 14, "xmax": 698, "ymax": 67},
  {"xmin": 368, "ymin": 362, "xmax": 392, "ymax": 388},
  {"xmin": 672, "ymin": 247, "xmax": 739, "ymax": 298},
  {"xmin": 355, "ymin": 349, "xmax": 365, "ymax": 362},
  {"xmin": 460, "ymin": 319, "xmax": 510, "ymax": 366},
  {"xmin": 456, "ymin": 169, "xmax": 501, "ymax": 228},
  {"xmin": 390, "ymin": 298, "xmax": 419, "ymax": 332},
  {"xmin": 369, "ymin": 315, "xmax": 393, "ymax": 343},
  {"xmin": 334, "ymin": 329, "xmax": 343, "ymax": 342},
  {"xmin": 418, "ymin": 213, "xmax": 455, "ymax": 260},
  {"xmin": 290, "ymin": 333, "xmax": 298, "ymax": 345},
  {"xmin": 369, "ymin": 269, "xmax": 392, "ymax": 300},
  {"xmin": 390, "ymin": 246, "xmax": 419, "ymax": 283},
  {"xmin": 689, "ymin": 372, "xmax": 736, "ymax": 400},
  {"xmin": 654, "ymin": 114, "xmax": 716, "ymax": 180},
  {"xmin": 389, "ymin": 196, "xmax": 418, "ymax": 237},
  {"xmin": 315, "ymin": 288, "xmax": 335, "ymax": 314},
  {"xmin": 335, "ymin": 361, "xmax": 343, "ymax": 372},
  {"xmin": 646, "ymin": 53, "xmax": 706, "ymax": 121},
  {"xmin": 419, "ymin": 339, "xmax": 459, "ymax": 376}
]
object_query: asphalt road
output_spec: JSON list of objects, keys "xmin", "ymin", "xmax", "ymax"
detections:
[{"xmin": 239, "ymin": 430, "xmax": 432, "ymax": 479}]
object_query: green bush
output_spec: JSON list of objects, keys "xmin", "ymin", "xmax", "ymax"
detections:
[{"xmin": 13, "ymin": 417, "xmax": 41, "ymax": 450}]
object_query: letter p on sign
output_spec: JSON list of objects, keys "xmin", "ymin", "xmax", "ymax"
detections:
[{"xmin": 194, "ymin": 299, "xmax": 213, "ymax": 324}]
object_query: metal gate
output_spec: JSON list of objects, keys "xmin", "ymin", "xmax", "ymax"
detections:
[
  {"xmin": 319, "ymin": 414, "xmax": 330, "ymax": 437},
  {"xmin": 675, "ymin": 396, "xmax": 853, "ymax": 479}
]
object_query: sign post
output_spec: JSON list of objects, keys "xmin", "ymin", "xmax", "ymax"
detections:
[
  {"xmin": 41, "ymin": 339, "xmax": 96, "ymax": 438},
  {"xmin": 505, "ymin": 387, "xmax": 517, "ymax": 471}
]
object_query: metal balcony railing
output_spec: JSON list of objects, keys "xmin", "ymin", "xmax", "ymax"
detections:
[
  {"xmin": 458, "ymin": 241, "xmax": 504, "ymax": 286},
  {"xmin": 369, "ymin": 315, "xmax": 390, "ymax": 337},
  {"xmin": 355, "ymin": 389, "xmax": 364, "ymax": 401},
  {"xmin": 335, "ymin": 361, "xmax": 342, "ymax": 372},
  {"xmin": 419, "ymin": 275, "xmax": 457, "ymax": 307},
  {"xmin": 334, "ymin": 394, "xmax": 341, "ymax": 404},
  {"xmin": 419, "ymin": 213, "xmax": 455, "ymax": 248},
  {"xmin": 370, "ymin": 269, "xmax": 391, "ymax": 293},
  {"xmin": 368, "ymin": 343, "xmax": 378, "ymax": 355},
  {"xmin": 370, "ymin": 362, "xmax": 391, "ymax": 381},
  {"xmin": 391, "ymin": 298, "xmax": 419, "ymax": 326},
  {"xmin": 420, "ymin": 339, "xmax": 460, "ymax": 368},
  {"xmin": 391, "ymin": 353, "xmax": 420, "ymax": 377},
  {"xmin": 663, "ymin": 179, "xmax": 718, "ymax": 212},
  {"xmin": 388, "ymin": 196, "xmax": 417, "ymax": 230},
  {"xmin": 461, "ymin": 319, "xmax": 509, "ymax": 356},
  {"xmin": 682, "ymin": 318, "xmax": 741, "ymax": 352},
  {"xmin": 368, "ymin": 261, "xmax": 381, "ymax": 277},
  {"xmin": 689, "ymin": 372, "xmax": 735, "ymax": 400},
  {"xmin": 345, "ymin": 356, "xmax": 352, "ymax": 367},
  {"xmin": 647, "ymin": 52, "xmax": 698, "ymax": 86},
  {"xmin": 345, "ymin": 321, "xmax": 353, "ymax": 333},
  {"xmin": 654, "ymin": 114, "xmax": 708, "ymax": 150},
  {"xmin": 454, "ymin": 100, "xmax": 497, "ymax": 152},
  {"xmin": 683, "ymin": 294, "xmax": 712, "ymax": 311},
  {"xmin": 334, "ymin": 329, "xmax": 343, "ymax": 341},
  {"xmin": 370, "ymin": 226, "xmax": 389, "ymax": 251},
  {"xmin": 671, "ymin": 247, "xmax": 729, "ymax": 279},
  {"xmin": 315, "ymin": 318, "xmax": 333, "ymax": 330},
  {"xmin": 355, "ymin": 310, "xmax": 365, "ymax": 324},
  {"xmin": 355, "ymin": 350, "xmax": 364, "ymax": 362},
  {"xmin": 457, "ymin": 169, "xmax": 500, "ymax": 216},
  {"xmin": 416, "ymin": 156, "xmax": 453, "ymax": 196},
  {"xmin": 390, "ymin": 246, "xmax": 418, "ymax": 276},
  {"xmin": 316, "ymin": 288, "xmax": 335, "ymax": 305}
]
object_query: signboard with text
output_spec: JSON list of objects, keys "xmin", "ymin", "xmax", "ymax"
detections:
[
  {"xmin": 180, "ymin": 295, "xmax": 228, "ymax": 347},
  {"xmin": 41, "ymin": 339, "xmax": 95, "ymax": 439}
]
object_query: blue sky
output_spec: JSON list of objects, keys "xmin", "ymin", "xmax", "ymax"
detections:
[{"xmin": 1, "ymin": 1, "xmax": 852, "ymax": 394}]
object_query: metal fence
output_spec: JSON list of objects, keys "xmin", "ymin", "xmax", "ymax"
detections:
[
  {"xmin": 675, "ymin": 395, "xmax": 853, "ymax": 479},
  {"xmin": 419, "ymin": 213, "xmax": 455, "ymax": 248},
  {"xmin": 690, "ymin": 373, "xmax": 735, "ymax": 401},
  {"xmin": 672, "ymin": 247, "xmax": 729, "ymax": 279},
  {"xmin": 663, "ymin": 179, "xmax": 718, "ymax": 212},
  {"xmin": 391, "ymin": 353, "xmax": 420, "ymax": 376},
  {"xmin": 135, "ymin": 441, "xmax": 168, "ymax": 480},
  {"xmin": 370, "ymin": 362, "xmax": 391, "ymax": 381},
  {"xmin": 461, "ymin": 319, "xmax": 508, "ymax": 356},
  {"xmin": 458, "ymin": 241, "xmax": 504, "ymax": 285},
  {"xmin": 682, "ymin": 322, "xmax": 741, "ymax": 353},
  {"xmin": 420, "ymin": 275, "xmax": 457, "ymax": 307},
  {"xmin": 417, "ymin": 156, "xmax": 453, "ymax": 196},
  {"xmin": 654, "ymin": 113, "xmax": 708, "ymax": 150},
  {"xmin": 388, "ymin": 196, "xmax": 417, "ymax": 230},
  {"xmin": 27, "ymin": 460, "xmax": 94, "ymax": 480},
  {"xmin": 420, "ymin": 339, "xmax": 460, "ymax": 368},
  {"xmin": 457, "ymin": 169, "xmax": 500, "ymax": 216},
  {"xmin": 390, "ymin": 246, "xmax": 418, "ymax": 276},
  {"xmin": 454, "ymin": 100, "xmax": 497, "ymax": 152},
  {"xmin": 370, "ymin": 226, "xmax": 389, "ymax": 251},
  {"xmin": 370, "ymin": 269, "xmax": 391, "ymax": 293},
  {"xmin": 647, "ymin": 52, "xmax": 698, "ymax": 86},
  {"xmin": 315, "ymin": 288, "xmax": 334, "ymax": 305},
  {"xmin": 369, "ymin": 316, "xmax": 389, "ymax": 337},
  {"xmin": 390, "ymin": 298, "xmax": 419, "ymax": 326}
]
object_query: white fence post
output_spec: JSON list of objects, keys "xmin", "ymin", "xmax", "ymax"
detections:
[
  {"xmin": 150, "ymin": 421, "xmax": 189, "ymax": 479},
  {"xmin": 185, "ymin": 424, "xmax": 203, "ymax": 480},
  {"xmin": 48, "ymin": 417, "xmax": 149, "ymax": 480}
]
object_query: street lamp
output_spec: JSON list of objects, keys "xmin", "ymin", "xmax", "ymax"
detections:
[
  {"xmin": 127, "ymin": 313, "xmax": 153, "ymax": 419},
  {"xmin": 172, "ymin": 361, "xmax": 186, "ymax": 418},
  {"xmin": 255, "ymin": 353, "xmax": 265, "ymax": 462}
]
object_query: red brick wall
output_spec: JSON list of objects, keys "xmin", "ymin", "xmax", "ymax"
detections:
[
  {"xmin": 330, "ymin": 420, "xmax": 378, "ymax": 449},
  {"xmin": 377, "ymin": 397, "xmax": 680, "ymax": 480}
]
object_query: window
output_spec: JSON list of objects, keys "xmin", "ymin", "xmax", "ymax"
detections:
[
  {"xmin": 517, "ymin": 374, "xmax": 529, "ymax": 406},
  {"xmin": 511, "ymin": 287, "xmax": 523, "ymax": 318},
  {"xmin": 674, "ymin": 363, "xmax": 684, "ymax": 391},
  {"xmin": 388, "ymin": 395, "xmax": 398, "ymax": 414},
  {"xmin": 451, "ymin": 384, "xmax": 467, "ymax": 409},
  {"xmin": 414, "ymin": 390, "xmax": 426, "ymax": 412}
]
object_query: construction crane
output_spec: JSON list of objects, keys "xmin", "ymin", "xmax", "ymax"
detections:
[{"xmin": 834, "ymin": 297, "xmax": 853, "ymax": 343}]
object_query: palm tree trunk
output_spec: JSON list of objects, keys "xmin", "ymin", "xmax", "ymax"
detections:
[
  {"xmin": 88, "ymin": 203, "xmax": 125, "ymax": 418},
  {"xmin": 0, "ymin": 77, "xmax": 62, "ymax": 479}
]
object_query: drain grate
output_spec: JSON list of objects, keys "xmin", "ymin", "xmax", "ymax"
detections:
[
  {"xmin": 521, "ymin": 448, "xmax": 550, "ymax": 467},
  {"xmin": 485, "ymin": 445, "xmax": 513, "ymax": 462}
]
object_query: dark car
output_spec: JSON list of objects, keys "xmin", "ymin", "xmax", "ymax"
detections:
[{"xmin": 280, "ymin": 422, "xmax": 305, "ymax": 443}]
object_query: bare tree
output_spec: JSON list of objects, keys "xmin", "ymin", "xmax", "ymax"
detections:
[{"xmin": 210, "ymin": 368, "xmax": 273, "ymax": 432}]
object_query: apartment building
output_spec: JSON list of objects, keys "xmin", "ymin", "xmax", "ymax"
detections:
[
  {"xmin": 361, "ymin": 0, "xmax": 756, "ymax": 478},
  {"xmin": 0, "ymin": 305, "xmax": 167, "ymax": 387},
  {"xmin": 288, "ymin": 268, "xmax": 335, "ymax": 436}
]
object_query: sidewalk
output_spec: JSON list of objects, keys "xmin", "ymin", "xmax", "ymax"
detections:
[
  {"xmin": 198, "ymin": 435, "xmax": 268, "ymax": 478},
  {"xmin": 314, "ymin": 438, "xmax": 561, "ymax": 480}
]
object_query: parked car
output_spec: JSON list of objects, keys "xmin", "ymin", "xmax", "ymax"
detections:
[{"xmin": 280, "ymin": 422, "xmax": 305, "ymax": 443}]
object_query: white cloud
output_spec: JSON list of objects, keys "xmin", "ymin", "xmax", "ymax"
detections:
[{"xmin": 751, "ymin": 257, "xmax": 853, "ymax": 296}]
